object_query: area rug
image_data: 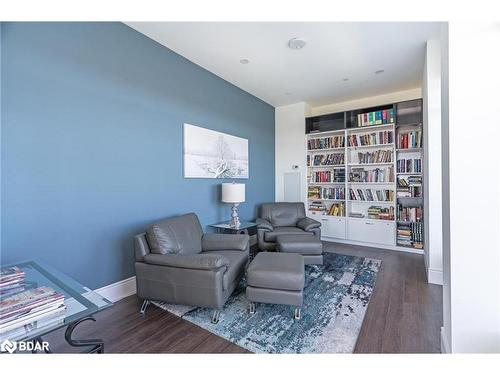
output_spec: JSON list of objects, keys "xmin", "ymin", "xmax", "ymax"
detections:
[{"xmin": 152, "ymin": 252, "xmax": 381, "ymax": 353}]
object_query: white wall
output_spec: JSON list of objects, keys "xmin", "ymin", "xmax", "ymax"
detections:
[
  {"xmin": 275, "ymin": 102, "xmax": 310, "ymax": 203},
  {"xmin": 422, "ymin": 39, "xmax": 444, "ymax": 285},
  {"xmin": 442, "ymin": 21, "xmax": 500, "ymax": 353},
  {"xmin": 440, "ymin": 23, "xmax": 451, "ymax": 354},
  {"xmin": 311, "ymin": 88, "xmax": 421, "ymax": 116}
]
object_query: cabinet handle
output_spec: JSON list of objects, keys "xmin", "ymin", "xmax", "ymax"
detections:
[
  {"xmin": 365, "ymin": 222, "xmax": 375, "ymax": 225},
  {"xmin": 321, "ymin": 219, "xmax": 329, "ymax": 221}
]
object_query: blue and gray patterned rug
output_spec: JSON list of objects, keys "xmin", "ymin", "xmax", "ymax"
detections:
[{"xmin": 153, "ymin": 252, "xmax": 380, "ymax": 353}]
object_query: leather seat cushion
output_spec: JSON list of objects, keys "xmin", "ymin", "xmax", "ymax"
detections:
[
  {"xmin": 276, "ymin": 234, "xmax": 323, "ymax": 255},
  {"xmin": 204, "ymin": 250, "xmax": 248, "ymax": 290},
  {"xmin": 264, "ymin": 226, "xmax": 311, "ymax": 242},
  {"xmin": 246, "ymin": 252, "xmax": 304, "ymax": 291}
]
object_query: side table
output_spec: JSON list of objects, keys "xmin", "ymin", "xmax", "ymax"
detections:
[{"xmin": 208, "ymin": 221, "xmax": 259, "ymax": 258}]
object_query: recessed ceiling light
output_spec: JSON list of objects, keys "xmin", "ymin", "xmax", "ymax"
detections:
[
  {"xmin": 375, "ymin": 69, "xmax": 385, "ymax": 74},
  {"xmin": 239, "ymin": 58, "xmax": 250, "ymax": 64},
  {"xmin": 288, "ymin": 37, "xmax": 306, "ymax": 50},
  {"xmin": 342, "ymin": 78, "xmax": 349, "ymax": 82}
]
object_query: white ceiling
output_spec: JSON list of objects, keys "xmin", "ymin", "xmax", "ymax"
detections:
[{"xmin": 125, "ymin": 22, "xmax": 442, "ymax": 107}]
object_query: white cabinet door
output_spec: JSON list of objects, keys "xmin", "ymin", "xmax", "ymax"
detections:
[
  {"xmin": 347, "ymin": 219, "xmax": 395, "ymax": 246},
  {"xmin": 319, "ymin": 217, "xmax": 346, "ymax": 240}
]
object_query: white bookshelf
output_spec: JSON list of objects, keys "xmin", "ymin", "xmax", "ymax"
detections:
[{"xmin": 305, "ymin": 100, "xmax": 424, "ymax": 254}]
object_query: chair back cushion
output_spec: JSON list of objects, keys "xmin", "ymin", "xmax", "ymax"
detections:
[
  {"xmin": 146, "ymin": 213, "xmax": 203, "ymax": 255},
  {"xmin": 260, "ymin": 202, "xmax": 306, "ymax": 227}
]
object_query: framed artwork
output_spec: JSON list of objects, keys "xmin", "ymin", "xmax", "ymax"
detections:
[{"xmin": 183, "ymin": 123, "xmax": 249, "ymax": 179}]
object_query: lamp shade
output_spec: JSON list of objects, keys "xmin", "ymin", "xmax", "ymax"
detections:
[{"xmin": 221, "ymin": 183, "xmax": 245, "ymax": 203}]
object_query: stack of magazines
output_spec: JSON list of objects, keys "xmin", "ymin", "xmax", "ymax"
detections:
[
  {"xmin": 0, "ymin": 286, "xmax": 66, "ymax": 340},
  {"xmin": 0, "ymin": 267, "xmax": 25, "ymax": 295}
]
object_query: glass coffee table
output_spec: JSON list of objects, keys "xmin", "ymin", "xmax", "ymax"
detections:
[{"xmin": 0, "ymin": 260, "xmax": 113, "ymax": 353}]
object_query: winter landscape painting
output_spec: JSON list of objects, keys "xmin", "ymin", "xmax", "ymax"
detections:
[{"xmin": 183, "ymin": 124, "xmax": 249, "ymax": 179}]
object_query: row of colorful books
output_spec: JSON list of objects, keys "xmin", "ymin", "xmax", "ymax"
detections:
[
  {"xmin": 327, "ymin": 203, "xmax": 345, "ymax": 216},
  {"xmin": 396, "ymin": 158, "xmax": 422, "ymax": 173},
  {"xmin": 309, "ymin": 169, "xmax": 345, "ymax": 183},
  {"xmin": 356, "ymin": 108, "xmax": 395, "ymax": 127},
  {"xmin": 308, "ymin": 186, "xmax": 345, "ymax": 200},
  {"xmin": 308, "ymin": 201, "xmax": 328, "ymax": 215},
  {"xmin": 367, "ymin": 206, "xmax": 395, "ymax": 220},
  {"xmin": 355, "ymin": 150, "xmax": 393, "ymax": 164},
  {"xmin": 348, "ymin": 131, "xmax": 393, "ymax": 147},
  {"xmin": 308, "ymin": 153, "xmax": 344, "ymax": 166},
  {"xmin": 308, "ymin": 136, "xmax": 345, "ymax": 150},
  {"xmin": 397, "ymin": 205, "xmax": 423, "ymax": 222},
  {"xmin": 397, "ymin": 130, "xmax": 422, "ymax": 149},
  {"xmin": 397, "ymin": 222, "xmax": 424, "ymax": 248},
  {"xmin": 397, "ymin": 185, "xmax": 422, "ymax": 198},
  {"xmin": 0, "ymin": 286, "xmax": 66, "ymax": 339},
  {"xmin": 0, "ymin": 266, "xmax": 25, "ymax": 296},
  {"xmin": 349, "ymin": 167, "xmax": 394, "ymax": 183},
  {"xmin": 349, "ymin": 188, "xmax": 394, "ymax": 202},
  {"xmin": 397, "ymin": 175, "xmax": 422, "ymax": 187}
]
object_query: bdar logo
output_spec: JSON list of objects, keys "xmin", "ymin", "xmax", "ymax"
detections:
[{"xmin": 1, "ymin": 339, "xmax": 17, "ymax": 353}]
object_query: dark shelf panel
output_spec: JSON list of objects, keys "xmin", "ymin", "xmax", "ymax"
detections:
[{"xmin": 305, "ymin": 112, "xmax": 345, "ymax": 134}]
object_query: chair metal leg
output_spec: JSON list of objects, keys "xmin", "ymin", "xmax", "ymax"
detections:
[
  {"xmin": 294, "ymin": 307, "xmax": 301, "ymax": 320},
  {"xmin": 211, "ymin": 310, "xmax": 221, "ymax": 324},
  {"xmin": 140, "ymin": 300, "xmax": 150, "ymax": 314},
  {"xmin": 248, "ymin": 302, "xmax": 256, "ymax": 315}
]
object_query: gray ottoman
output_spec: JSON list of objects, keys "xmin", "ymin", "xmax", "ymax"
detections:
[
  {"xmin": 276, "ymin": 234, "xmax": 324, "ymax": 265},
  {"xmin": 246, "ymin": 252, "xmax": 305, "ymax": 320}
]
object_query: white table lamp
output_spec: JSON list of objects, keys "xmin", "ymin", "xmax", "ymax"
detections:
[{"xmin": 222, "ymin": 183, "xmax": 245, "ymax": 228}]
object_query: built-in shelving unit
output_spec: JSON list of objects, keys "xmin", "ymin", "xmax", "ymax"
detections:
[{"xmin": 305, "ymin": 99, "xmax": 424, "ymax": 254}]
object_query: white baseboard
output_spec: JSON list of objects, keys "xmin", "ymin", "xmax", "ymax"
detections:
[
  {"xmin": 95, "ymin": 276, "xmax": 136, "ymax": 302},
  {"xmin": 441, "ymin": 326, "xmax": 450, "ymax": 353},
  {"xmin": 427, "ymin": 268, "xmax": 443, "ymax": 285}
]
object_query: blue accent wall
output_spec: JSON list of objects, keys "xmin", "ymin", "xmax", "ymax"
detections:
[{"xmin": 0, "ymin": 22, "xmax": 275, "ymax": 289}]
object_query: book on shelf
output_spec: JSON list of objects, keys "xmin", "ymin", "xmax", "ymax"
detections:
[
  {"xmin": 397, "ymin": 204, "xmax": 423, "ymax": 222},
  {"xmin": 396, "ymin": 158, "xmax": 421, "ymax": 173},
  {"xmin": 397, "ymin": 185, "xmax": 422, "ymax": 198},
  {"xmin": 349, "ymin": 166, "xmax": 394, "ymax": 183},
  {"xmin": 327, "ymin": 203, "xmax": 345, "ymax": 216},
  {"xmin": 308, "ymin": 135, "xmax": 345, "ymax": 150},
  {"xmin": 309, "ymin": 153, "xmax": 344, "ymax": 166},
  {"xmin": 308, "ymin": 200, "xmax": 328, "ymax": 215},
  {"xmin": 397, "ymin": 130, "xmax": 422, "ymax": 149},
  {"xmin": 309, "ymin": 201, "xmax": 345, "ymax": 217},
  {"xmin": 309, "ymin": 169, "xmax": 345, "ymax": 183},
  {"xmin": 349, "ymin": 188, "xmax": 394, "ymax": 202},
  {"xmin": 349, "ymin": 212, "xmax": 365, "ymax": 218},
  {"xmin": 356, "ymin": 108, "xmax": 395, "ymax": 127},
  {"xmin": 308, "ymin": 186, "xmax": 345, "ymax": 200},
  {"xmin": 367, "ymin": 206, "xmax": 395, "ymax": 220},
  {"xmin": 397, "ymin": 175, "xmax": 422, "ymax": 187},
  {"xmin": 347, "ymin": 131, "xmax": 393, "ymax": 147},
  {"xmin": 397, "ymin": 222, "xmax": 424, "ymax": 248},
  {"xmin": 356, "ymin": 149, "xmax": 393, "ymax": 164}
]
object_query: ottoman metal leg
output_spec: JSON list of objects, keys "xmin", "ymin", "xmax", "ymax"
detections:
[
  {"xmin": 294, "ymin": 307, "xmax": 302, "ymax": 320},
  {"xmin": 248, "ymin": 302, "xmax": 256, "ymax": 315}
]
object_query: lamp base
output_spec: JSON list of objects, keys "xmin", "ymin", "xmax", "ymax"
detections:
[{"xmin": 230, "ymin": 203, "xmax": 241, "ymax": 228}]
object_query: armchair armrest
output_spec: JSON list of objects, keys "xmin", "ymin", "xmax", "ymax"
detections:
[
  {"xmin": 297, "ymin": 217, "xmax": 321, "ymax": 231},
  {"xmin": 143, "ymin": 253, "xmax": 229, "ymax": 270},
  {"xmin": 256, "ymin": 218, "xmax": 273, "ymax": 232},
  {"xmin": 202, "ymin": 233, "xmax": 249, "ymax": 252}
]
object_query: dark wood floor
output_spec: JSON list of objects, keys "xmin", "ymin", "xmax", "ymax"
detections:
[{"xmin": 44, "ymin": 242, "xmax": 442, "ymax": 353}]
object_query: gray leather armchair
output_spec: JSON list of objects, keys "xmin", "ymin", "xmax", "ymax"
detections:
[
  {"xmin": 257, "ymin": 202, "xmax": 321, "ymax": 251},
  {"xmin": 134, "ymin": 213, "xmax": 249, "ymax": 323}
]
